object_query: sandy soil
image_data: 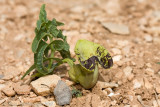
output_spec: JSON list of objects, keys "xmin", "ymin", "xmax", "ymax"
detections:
[{"xmin": 0, "ymin": 0, "xmax": 160, "ymax": 106}]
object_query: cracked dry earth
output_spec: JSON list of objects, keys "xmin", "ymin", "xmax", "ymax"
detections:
[{"xmin": 0, "ymin": 0, "xmax": 160, "ymax": 107}]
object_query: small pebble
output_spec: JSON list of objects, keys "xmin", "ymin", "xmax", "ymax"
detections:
[
  {"xmin": 113, "ymin": 55, "xmax": 122, "ymax": 62},
  {"xmin": 41, "ymin": 101, "xmax": 56, "ymax": 107},
  {"xmin": 102, "ymin": 22, "xmax": 130, "ymax": 35},
  {"xmin": 13, "ymin": 83, "xmax": 31, "ymax": 95},
  {"xmin": 54, "ymin": 80, "xmax": 72, "ymax": 106},
  {"xmin": 111, "ymin": 48, "xmax": 121, "ymax": 55},
  {"xmin": 0, "ymin": 75, "xmax": 4, "ymax": 79},
  {"xmin": 144, "ymin": 34, "xmax": 153, "ymax": 42},
  {"xmin": 133, "ymin": 79, "xmax": 142, "ymax": 89},
  {"xmin": 9, "ymin": 100, "xmax": 21, "ymax": 106},
  {"xmin": 2, "ymin": 86, "xmax": 16, "ymax": 97},
  {"xmin": 145, "ymin": 68, "xmax": 154, "ymax": 76}
]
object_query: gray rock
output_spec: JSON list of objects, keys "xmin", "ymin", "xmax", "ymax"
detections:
[
  {"xmin": 0, "ymin": 75, "xmax": 4, "ymax": 79},
  {"xmin": 54, "ymin": 80, "xmax": 72, "ymax": 106}
]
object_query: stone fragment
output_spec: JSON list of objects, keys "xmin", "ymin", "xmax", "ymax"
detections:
[
  {"xmin": 31, "ymin": 75, "xmax": 61, "ymax": 96},
  {"xmin": 127, "ymin": 74, "xmax": 134, "ymax": 81},
  {"xmin": 16, "ymin": 49, "xmax": 24, "ymax": 58},
  {"xmin": 102, "ymin": 0, "xmax": 120, "ymax": 15},
  {"xmin": 96, "ymin": 81, "xmax": 118, "ymax": 89},
  {"xmin": 41, "ymin": 100, "xmax": 56, "ymax": 107},
  {"xmin": 2, "ymin": 86, "xmax": 15, "ymax": 97},
  {"xmin": 146, "ymin": 63, "xmax": 152, "ymax": 68},
  {"xmin": 54, "ymin": 80, "xmax": 72, "ymax": 106},
  {"xmin": 133, "ymin": 79, "xmax": 142, "ymax": 89},
  {"xmin": 143, "ymin": 78, "xmax": 152, "ymax": 89},
  {"xmin": 23, "ymin": 96, "xmax": 42, "ymax": 103},
  {"xmin": 156, "ymin": 86, "xmax": 160, "ymax": 94},
  {"xmin": 0, "ymin": 84, "xmax": 5, "ymax": 91},
  {"xmin": 117, "ymin": 40, "xmax": 129, "ymax": 48},
  {"xmin": 113, "ymin": 55, "xmax": 122, "ymax": 62},
  {"xmin": 123, "ymin": 66, "xmax": 132, "ymax": 77},
  {"xmin": 145, "ymin": 68, "xmax": 154, "ymax": 76},
  {"xmin": 0, "ymin": 98, "xmax": 7, "ymax": 105},
  {"xmin": 102, "ymin": 22, "xmax": 130, "ymax": 35},
  {"xmin": 111, "ymin": 48, "xmax": 121, "ymax": 55},
  {"xmin": 9, "ymin": 100, "xmax": 21, "ymax": 106},
  {"xmin": 144, "ymin": 34, "xmax": 153, "ymax": 42},
  {"xmin": 70, "ymin": 6, "xmax": 85, "ymax": 13},
  {"xmin": 65, "ymin": 80, "xmax": 75, "ymax": 86},
  {"xmin": 115, "ymin": 71, "xmax": 123, "ymax": 79},
  {"xmin": 30, "ymin": 92, "xmax": 37, "ymax": 98},
  {"xmin": 13, "ymin": 83, "xmax": 31, "ymax": 95},
  {"xmin": 152, "ymin": 100, "xmax": 160, "ymax": 107},
  {"xmin": 0, "ymin": 75, "xmax": 4, "ymax": 79}
]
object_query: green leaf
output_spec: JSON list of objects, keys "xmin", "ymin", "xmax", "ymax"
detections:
[
  {"xmin": 57, "ymin": 30, "xmax": 66, "ymax": 40},
  {"xmin": 56, "ymin": 20, "xmax": 64, "ymax": 26},
  {"xmin": 63, "ymin": 41, "xmax": 70, "ymax": 51},
  {"xmin": 59, "ymin": 50, "xmax": 72, "ymax": 59},
  {"xmin": 157, "ymin": 62, "xmax": 160, "ymax": 64},
  {"xmin": 35, "ymin": 41, "xmax": 49, "ymax": 75},
  {"xmin": 49, "ymin": 25, "xmax": 59, "ymax": 37},
  {"xmin": 44, "ymin": 57, "xmax": 63, "ymax": 65},
  {"xmin": 35, "ymin": 41, "xmax": 64, "ymax": 75},
  {"xmin": 21, "ymin": 64, "xmax": 36, "ymax": 79},
  {"xmin": 36, "ymin": 20, "xmax": 42, "ymax": 31},
  {"xmin": 32, "ymin": 32, "xmax": 49, "ymax": 53},
  {"xmin": 39, "ymin": 4, "xmax": 47, "ymax": 23},
  {"xmin": 52, "ymin": 18, "xmax": 64, "ymax": 26},
  {"xmin": 50, "ymin": 40, "xmax": 64, "ymax": 51}
]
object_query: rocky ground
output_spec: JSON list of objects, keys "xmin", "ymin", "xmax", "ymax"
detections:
[{"xmin": 0, "ymin": 0, "xmax": 160, "ymax": 106}]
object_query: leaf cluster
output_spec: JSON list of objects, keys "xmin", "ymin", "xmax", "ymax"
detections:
[
  {"xmin": 71, "ymin": 87, "xmax": 82, "ymax": 97},
  {"xmin": 22, "ymin": 4, "xmax": 74, "ymax": 79}
]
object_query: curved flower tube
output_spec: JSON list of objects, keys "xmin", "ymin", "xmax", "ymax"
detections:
[{"xmin": 64, "ymin": 39, "xmax": 113, "ymax": 89}]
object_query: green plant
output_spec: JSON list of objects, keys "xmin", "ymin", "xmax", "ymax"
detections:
[
  {"xmin": 71, "ymin": 87, "xmax": 82, "ymax": 97},
  {"xmin": 157, "ymin": 62, "xmax": 160, "ymax": 64},
  {"xmin": 64, "ymin": 40, "xmax": 113, "ymax": 89},
  {"xmin": 21, "ymin": 4, "xmax": 113, "ymax": 90},
  {"xmin": 21, "ymin": 4, "xmax": 74, "ymax": 79}
]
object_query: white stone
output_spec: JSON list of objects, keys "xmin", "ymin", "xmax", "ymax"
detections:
[
  {"xmin": 117, "ymin": 40, "xmax": 129, "ymax": 48},
  {"xmin": 133, "ymin": 79, "xmax": 142, "ymax": 89},
  {"xmin": 96, "ymin": 81, "xmax": 118, "ymax": 89},
  {"xmin": 111, "ymin": 48, "xmax": 121, "ymax": 55},
  {"xmin": 41, "ymin": 101, "xmax": 56, "ymax": 107},
  {"xmin": 0, "ymin": 84, "xmax": 5, "ymax": 91},
  {"xmin": 123, "ymin": 66, "xmax": 132, "ymax": 77},
  {"xmin": 102, "ymin": 22, "xmax": 130, "ymax": 35},
  {"xmin": 113, "ymin": 55, "xmax": 122, "ymax": 62},
  {"xmin": 31, "ymin": 75, "xmax": 61, "ymax": 96},
  {"xmin": 70, "ymin": 6, "xmax": 85, "ymax": 13},
  {"xmin": 152, "ymin": 100, "xmax": 160, "ymax": 107},
  {"xmin": 144, "ymin": 34, "xmax": 153, "ymax": 42},
  {"xmin": 146, "ymin": 68, "xmax": 154, "ymax": 76}
]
